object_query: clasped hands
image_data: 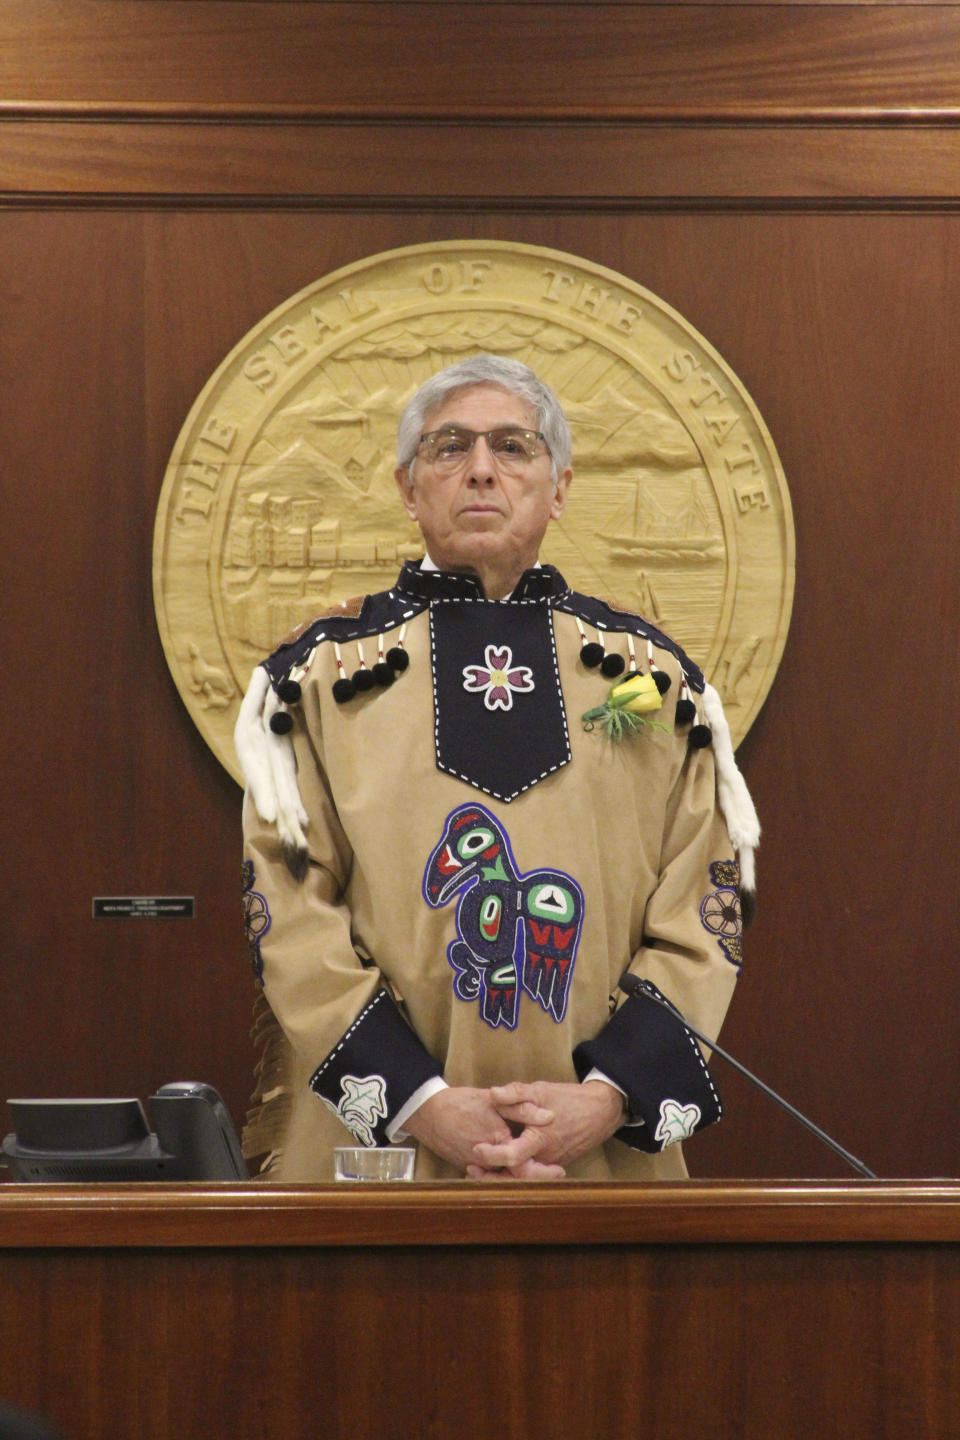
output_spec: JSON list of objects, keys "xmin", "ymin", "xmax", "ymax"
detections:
[{"xmin": 403, "ymin": 1079, "xmax": 626, "ymax": 1180}]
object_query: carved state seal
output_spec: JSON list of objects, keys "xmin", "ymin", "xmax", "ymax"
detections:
[{"xmin": 153, "ymin": 241, "xmax": 794, "ymax": 784}]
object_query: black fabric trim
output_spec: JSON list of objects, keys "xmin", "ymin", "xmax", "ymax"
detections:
[
  {"xmin": 554, "ymin": 592, "xmax": 705, "ymax": 693},
  {"xmin": 431, "ymin": 597, "xmax": 571, "ymax": 802},
  {"xmin": 260, "ymin": 563, "xmax": 703, "ymax": 697},
  {"xmin": 308, "ymin": 990, "xmax": 443, "ymax": 1147},
  {"xmin": 573, "ymin": 980, "xmax": 722, "ymax": 1153},
  {"xmin": 262, "ymin": 588, "xmax": 428, "ymax": 688},
  {"xmin": 394, "ymin": 559, "xmax": 567, "ymax": 604},
  {"xmin": 261, "ymin": 563, "xmax": 565, "ymax": 689}
]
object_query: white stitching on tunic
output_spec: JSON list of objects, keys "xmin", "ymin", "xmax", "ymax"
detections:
[
  {"xmin": 310, "ymin": 989, "xmax": 386, "ymax": 1083},
  {"xmin": 682, "ymin": 1025, "xmax": 722, "ymax": 1116},
  {"xmin": 553, "ymin": 597, "xmax": 700, "ymax": 691},
  {"xmin": 276, "ymin": 605, "xmax": 427, "ymax": 661},
  {"xmin": 429, "ymin": 598, "xmax": 572, "ymax": 802}
]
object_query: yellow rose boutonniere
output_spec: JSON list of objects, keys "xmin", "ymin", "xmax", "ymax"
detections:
[{"xmin": 582, "ymin": 671, "xmax": 670, "ymax": 741}]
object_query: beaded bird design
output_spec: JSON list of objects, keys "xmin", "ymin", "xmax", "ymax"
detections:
[{"xmin": 423, "ymin": 803, "xmax": 584, "ymax": 1030}]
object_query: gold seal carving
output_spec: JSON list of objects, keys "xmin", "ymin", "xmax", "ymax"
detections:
[{"xmin": 153, "ymin": 241, "xmax": 794, "ymax": 783}]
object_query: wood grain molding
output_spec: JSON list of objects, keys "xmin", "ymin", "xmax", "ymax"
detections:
[
  {"xmin": 2, "ymin": 4, "xmax": 960, "ymax": 118},
  {"xmin": 2, "ymin": 1181, "xmax": 960, "ymax": 1248},
  {"xmin": 4, "ymin": 4, "xmax": 960, "ymax": 206},
  {"xmin": 5, "ymin": 120, "xmax": 960, "ymax": 206}
]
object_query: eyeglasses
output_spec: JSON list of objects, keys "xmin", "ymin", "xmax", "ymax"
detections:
[{"xmin": 417, "ymin": 425, "xmax": 547, "ymax": 469}]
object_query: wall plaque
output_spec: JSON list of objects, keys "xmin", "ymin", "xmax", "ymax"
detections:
[
  {"xmin": 92, "ymin": 897, "xmax": 196, "ymax": 919},
  {"xmin": 153, "ymin": 241, "xmax": 794, "ymax": 783}
]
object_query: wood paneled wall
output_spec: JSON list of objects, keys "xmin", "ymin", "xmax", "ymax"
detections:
[{"xmin": 2, "ymin": 2, "xmax": 958, "ymax": 1180}]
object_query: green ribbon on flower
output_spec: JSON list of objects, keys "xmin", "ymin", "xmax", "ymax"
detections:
[{"xmin": 582, "ymin": 671, "xmax": 670, "ymax": 741}]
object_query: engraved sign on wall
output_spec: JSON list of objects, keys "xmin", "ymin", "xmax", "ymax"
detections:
[{"xmin": 153, "ymin": 241, "xmax": 795, "ymax": 783}]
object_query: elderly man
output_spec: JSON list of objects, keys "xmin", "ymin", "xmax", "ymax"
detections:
[{"xmin": 237, "ymin": 353, "xmax": 758, "ymax": 1180}]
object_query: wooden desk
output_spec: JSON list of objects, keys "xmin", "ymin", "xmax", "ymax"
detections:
[{"xmin": 1, "ymin": 1181, "xmax": 958, "ymax": 1439}]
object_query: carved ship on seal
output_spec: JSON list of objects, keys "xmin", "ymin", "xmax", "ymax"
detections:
[{"xmin": 602, "ymin": 477, "xmax": 723, "ymax": 565}]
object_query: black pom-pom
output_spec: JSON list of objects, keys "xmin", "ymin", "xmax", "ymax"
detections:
[
  {"xmin": 269, "ymin": 710, "xmax": 294, "ymax": 735},
  {"xmin": 386, "ymin": 646, "xmax": 409, "ymax": 672},
  {"xmin": 652, "ymin": 669, "xmax": 672, "ymax": 695},
  {"xmin": 580, "ymin": 642, "xmax": 604, "ymax": 668},
  {"xmin": 373, "ymin": 661, "xmax": 395, "ymax": 687},
  {"xmin": 277, "ymin": 678, "xmax": 302, "ymax": 705},
  {"xmin": 332, "ymin": 677, "xmax": 355, "ymax": 704},
  {"xmin": 675, "ymin": 697, "xmax": 696, "ymax": 725},
  {"xmin": 688, "ymin": 723, "xmax": 713, "ymax": 749},
  {"xmin": 352, "ymin": 668, "xmax": 375, "ymax": 693},
  {"xmin": 600, "ymin": 653, "xmax": 626, "ymax": 678}
]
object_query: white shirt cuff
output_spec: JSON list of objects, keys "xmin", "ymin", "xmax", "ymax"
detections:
[
  {"xmin": 386, "ymin": 1076, "xmax": 449, "ymax": 1142},
  {"xmin": 583, "ymin": 1068, "xmax": 645, "ymax": 1127}
]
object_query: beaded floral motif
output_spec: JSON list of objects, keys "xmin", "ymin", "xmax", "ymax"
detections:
[
  {"xmin": 331, "ymin": 1074, "xmax": 388, "ymax": 1148},
  {"xmin": 700, "ymin": 860, "xmax": 743, "ymax": 970},
  {"xmin": 462, "ymin": 645, "xmax": 534, "ymax": 712},
  {"xmin": 655, "ymin": 1099, "xmax": 703, "ymax": 1148},
  {"xmin": 242, "ymin": 859, "xmax": 271, "ymax": 982}
]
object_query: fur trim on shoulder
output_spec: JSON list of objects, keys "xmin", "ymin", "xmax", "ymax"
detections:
[
  {"xmin": 602, "ymin": 594, "xmax": 650, "ymax": 618},
  {"xmin": 261, "ymin": 685, "xmax": 310, "ymax": 868},
  {"xmin": 275, "ymin": 595, "xmax": 366, "ymax": 649},
  {"xmin": 234, "ymin": 667, "xmax": 277, "ymax": 823},
  {"xmin": 234, "ymin": 665, "xmax": 310, "ymax": 877},
  {"xmin": 701, "ymin": 683, "xmax": 760, "ymax": 902}
]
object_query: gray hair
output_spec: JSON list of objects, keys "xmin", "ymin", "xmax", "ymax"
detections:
[{"xmin": 396, "ymin": 354, "xmax": 572, "ymax": 482}]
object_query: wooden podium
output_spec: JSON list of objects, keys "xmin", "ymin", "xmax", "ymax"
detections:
[{"xmin": 1, "ymin": 1181, "xmax": 958, "ymax": 1439}]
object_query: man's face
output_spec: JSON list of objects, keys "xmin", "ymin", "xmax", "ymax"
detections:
[{"xmin": 394, "ymin": 384, "xmax": 572, "ymax": 588}]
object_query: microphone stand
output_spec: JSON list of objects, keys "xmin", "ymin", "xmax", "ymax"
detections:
[{"xmin": 619, "ymin": 973, "xmax": 878, "ymax": 1180}]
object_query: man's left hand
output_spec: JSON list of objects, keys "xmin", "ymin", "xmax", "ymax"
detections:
[{"xmin": 470, "ymin": 1079, "xmax": 625, "ymax": 1175}]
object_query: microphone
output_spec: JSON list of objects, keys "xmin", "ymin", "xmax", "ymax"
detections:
[{"xmin": 618, "ymin": 972, "xmax": 877, "ymax": 1179}]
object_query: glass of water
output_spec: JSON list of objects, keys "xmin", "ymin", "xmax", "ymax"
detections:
[{"xmin": 333, "ymin": 1147, "xmax": 416, "ymax": 1181}]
